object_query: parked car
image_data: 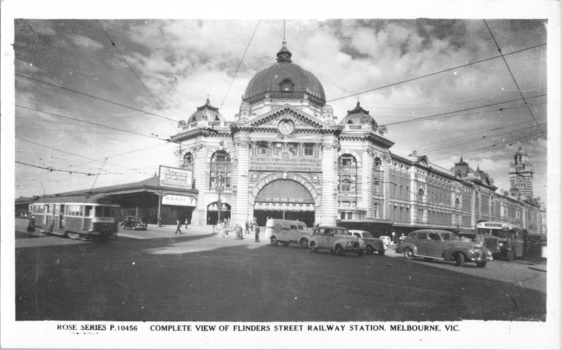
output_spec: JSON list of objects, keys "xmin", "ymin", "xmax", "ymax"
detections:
[
  {"xmin": 121, "ymin": 216, "xmax": 147, "ymax": 230},
  {"xmin": 349, "ymin": 230, "xmax": 386, "ymax": 255},
  {"xmin": 379, "ymin": 236, "xmax": 392, "ymax": 246},
  {"xmin": 309, "ymin": 226, "xmax": 364, "ymax": 257},
  {"xmin": 395, "ymin": 229, "xmax": 493, "ymax": 268},
  {"xmin": 265, "ymin": 219, "xmax": 311, "ymax": 248}
]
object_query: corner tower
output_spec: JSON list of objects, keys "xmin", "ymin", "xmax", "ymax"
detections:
[{"xmin": 509, "ymin": 147, "xmax": 534, "ymax": 199}]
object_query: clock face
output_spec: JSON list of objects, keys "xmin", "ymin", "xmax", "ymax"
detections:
[
  {"xmin": 277, "ymin": 119, "xmax": 295, "ymax": 135},
  {"xmin": 515, "ymin": 176, "xmax": 524, "ymax": 184}
]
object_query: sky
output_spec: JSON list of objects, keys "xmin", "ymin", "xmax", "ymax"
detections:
[{"xmin": 11, "ymin": 17, "xmax": 549, "ymax": 202}]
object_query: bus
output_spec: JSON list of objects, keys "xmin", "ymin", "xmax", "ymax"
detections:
[
  {"xmin": 475, "ymin": 221, "xmax": 526, "ymax": 261},
  {"xmin": 29, "ymin": 194, "xmax": 119, "ymax": 241}
]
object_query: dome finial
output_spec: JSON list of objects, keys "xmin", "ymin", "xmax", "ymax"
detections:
[
  {"xmin": 277, "ymin": 19, "xmax": 292, "ymax": 63},
  {"xmin": 206, "ymin": 94, "xmax": 210, "ymax": 104}
]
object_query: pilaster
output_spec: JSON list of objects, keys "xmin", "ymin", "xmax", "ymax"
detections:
[
  {"xmin": 232, "ymin": 132, "xmax": 250, "ymax": 225},
  {"xmin": 320, "ymin": 134, "xmax": 338, "ymax": 226},
  {"xmin": 362, "ymin": 149, "xmax": 374, "ymax": 219}
]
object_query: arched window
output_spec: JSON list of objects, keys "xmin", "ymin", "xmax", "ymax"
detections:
[
  {"xmin": 338, "ymin": 154, "xmax": 357, "ymax": 193},
  {"xmin": 209, "ymin": 150, "xmax": 231, "ymax": 190},
  {"xmin": 183, "ymin": 152, "xmax": 194, "ymax": 170},
  {"xmin": 280, "ymin": 79, "xmax": 294, "ymax": 92}
]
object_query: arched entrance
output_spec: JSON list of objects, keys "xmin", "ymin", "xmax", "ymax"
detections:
[
  {"xmin": 253, "ymin": 179, "xmax": 315, "ymax": 227},
  {"xmin": 207, "ymin": 202, "xmax": 231, "ymax": 225}
]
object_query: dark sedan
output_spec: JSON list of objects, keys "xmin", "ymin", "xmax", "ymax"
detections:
[{"xmin": 121, "ymin": 216, "xmax": 147, "ymax": 230}]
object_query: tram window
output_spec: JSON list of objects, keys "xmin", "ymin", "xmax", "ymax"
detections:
[{"xmin": 95, "ymin": 206, "xmax": 112, "ymax": 217}]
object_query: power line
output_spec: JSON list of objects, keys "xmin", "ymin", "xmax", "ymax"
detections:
[
  {"xmin": 15, "ymin": 73, "xmax": 179, "ymax": 124},
  {"xmin": 483, "ymin": 20, "xmax": 547, "ymax": 140},
  {"xmin": 96, "ymin": 20, "xmax": 177, "ymax": 130},
  {"xmin": 393, "ymin": 112, "xmax": 545, "ymax": 153},
  {"xmin": 16, "ymin": 161, "xmax": 100, "ymax": 176},
  {"xmin": 327, "ymin": 43, "xmax": 546, "ymax": 103},
  {"xmin": 385, "ymin": 94, "xmax": 546, "ymax": 126},
  {"xmin": 421, "ymin": 122, "xmax": 547, "ymax": 154},
  {"xmin": 16, "ymin": 104, "xmax": 171, "ymax": 142},
  {"xmin": 16, "ymin": 126, "xmax": 136, "ymax": 135},
  {"xmin": 220, "ymin": 20, "xmax": 260, "ymax": 110}
]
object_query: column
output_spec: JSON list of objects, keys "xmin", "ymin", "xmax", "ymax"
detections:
[
  {"xmin": 320, "ymin": 134, "xmax": 338, "ymax": 226},
  {"xmin": 232, "ymin": 131, "xmax": 250, "ymax": 226},
  {"xmin": 192, "ymin": 140, "xmax": 207, "ymax": 226},
  {"xmin": 362, "ymin": 149, "xmax": 374, "ymax": 219}
]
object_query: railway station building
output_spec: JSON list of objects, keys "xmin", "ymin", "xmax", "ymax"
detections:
[{"xmin": 18, "ymin": 40, "xmax": 546, "ymax": 235}]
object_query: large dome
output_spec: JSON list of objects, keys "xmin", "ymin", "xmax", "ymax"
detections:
[{"xmin": 242, "ymin": 41, "xmax": 326, "ymax": 106}]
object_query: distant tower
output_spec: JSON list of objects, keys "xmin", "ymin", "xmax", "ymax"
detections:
[{"xmin": 509, "ymin": 147, "xmax": 534, "ymax": 199}]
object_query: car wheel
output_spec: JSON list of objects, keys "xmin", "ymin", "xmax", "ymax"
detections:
[
  {"xmin": 335, "ymin": 245, "xmax": 344, "ymax": 256},
  {"xmin": 270, "ymin": 237, "xmax": 278, "ymax": 246},
  {"xmin": 366, "ymin": 246, "xmax": 374, "ymax": 255},
  {"xmin": 309, "ymin": 241, "xmax": 318, "ymax": 252},
  {"xmin": 403, "ymin": 248, "xmax": 414, "ymax": 260},
  {"xmin": 504, "ymin": 250, "xmax": 514, "ymax": 262},
  {"xmin": 476, "ymin": 261, "xmax": 487, "ymax": 268},
  {"xmin": 282, "ymin": 241, "xmax": 289, "ymax": 247},
  {"xmin": 300, "ymin": 239, "xmax": 308, "ymax": 249},
  {"xmin": 454, "ymin": 253, "xmax": 465, "ymax": 267},
  {"xmin": 377, "ymin": 250, "xmax": 385, "ymax": 256},
  {"xmin": 357, "ymin": 250, "xmax": 363, "ymax": 257}
]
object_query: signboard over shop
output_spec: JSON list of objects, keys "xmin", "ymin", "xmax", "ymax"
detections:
[
  {"xmin": 159, "ymin": 166, "xmax": 193, "ymax": 189},
  {"xmin": 162, "ymin": 195, "xmax": 197, "ymax": 207},
  {"xmin": 249, "ymin": 157, "xmax": 322, "ymax": 172}
]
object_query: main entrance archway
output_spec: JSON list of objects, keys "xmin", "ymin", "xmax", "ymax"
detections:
[{"xmin": 253, "ymin": 179, "xmax": 315, "ymax": 227}]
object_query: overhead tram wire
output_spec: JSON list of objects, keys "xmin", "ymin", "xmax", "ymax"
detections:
[
  {"xmin": 385, "ymin": 94, "xmax": 546, "ymax": 126},
  {"xmin": 326, "ymin": 43, "xmax": 546, "ymax": 103},
  {"xmin": 16, "ymin": 105, "xmax": 172, "ymax": 142},
  {"xmin": 219, "ymin": 20, "xmax": 260, "ymax": 111},
  {"xmin": 419, "ymin": 122, "xmax": 547, "ymax": 154},
  {"xmin": 16, "ymin": 161, "xmax": 106, "ymax": 176},
  {"xmin": 391, "ymin": 105, "xmax": 547, "ymax": 152},
  {"xmin": 96, "ymin": 20, "xmax": 176, "ymax": 131},
  {"xmin": 483, "ymin": 20, "xmax": 547, "ymax": 140},
  {"xmin": 430, "ymin": 133, "xmax": 544, "ymax": 164},
  {"xmin": 15, "ymin": 73, "xmax": 179, "ymax": 125}
]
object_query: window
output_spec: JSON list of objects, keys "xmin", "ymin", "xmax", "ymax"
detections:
[
  {"xmin": 209, "ymin": 150, "xmax": 231, "ymax": 190},
  {"xmin": 288, "ymin": 143, "xmax": 299, "ymax": 156},
  {"xmin": 416, "ymin": 232, "xmax": 428, "ymax": 240},
  {"xmin": 183, "ymin": 152, "xmax": 193, "ymax": 170},
  {"xmin": 339, "ymin": 154, "xmax": 357, "ymax": 194},
  {"xmin": 341, "ymin": 179, "xmax": 351, "ymax": 192},
  {"xmin": 258, "ymin": 145, "xmax": 268, "ymax": 155},
  {"xmin": 272, "ymin": 142, "xmax": 282, "ymax": 155},
  {"xmin": 429, "ymin": 233, "xmax": 440, "ymax": 241},
  {"xmin": 304, "ymin": 143, "xmax": 314, "ymax": 156},
  {"xmin": 280, "ymin": 79, "xmax": 294, "ymax": 92}
]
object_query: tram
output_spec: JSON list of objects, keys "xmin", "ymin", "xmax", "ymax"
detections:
[{"xmin": 28, "ymin": 194, "xmax": 119, "ymax": 240}]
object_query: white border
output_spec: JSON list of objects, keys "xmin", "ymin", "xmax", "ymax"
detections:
[{"xmin": 1, "ymin": 0, "xmax": 560, "ymax": 349}]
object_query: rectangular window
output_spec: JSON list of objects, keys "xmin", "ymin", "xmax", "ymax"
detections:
[
  {"xmin": 289, "ymin": 143, "xmax": 299, "ymax": 156},
  {"xmin": 304, "ymin": 143, "xmax": 314, "ymax": 156},
  {"xmin": 258, "ymin": 146, "xmax": 268, "ymax": 155}
]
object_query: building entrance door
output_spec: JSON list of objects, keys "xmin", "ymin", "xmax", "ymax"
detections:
[{"xmin": 253, "ymin": 179, "xmax": 315, "ymax": 227}]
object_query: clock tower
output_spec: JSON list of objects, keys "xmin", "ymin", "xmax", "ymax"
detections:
[{"xmin": 509, "ymin": 147, "xmax": 534, "ymax": 199}]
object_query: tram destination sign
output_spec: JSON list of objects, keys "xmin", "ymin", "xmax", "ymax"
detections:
[
  {"xmin": 159, "ymin": 166, "xmax": 193, "ymax": 189},
  {"xmin": 249, "ymin": 157, "xmax": 322, "ymax": 172}
]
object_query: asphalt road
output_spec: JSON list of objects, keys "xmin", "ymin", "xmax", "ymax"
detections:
[{"xmin": 14, "ymin": 219, "xmax": 546, "ymax": 322}]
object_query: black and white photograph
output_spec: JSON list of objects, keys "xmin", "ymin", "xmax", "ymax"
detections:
[{"xmin": 1, "ymin": 0, "xmax": 560, "ymax": 348}]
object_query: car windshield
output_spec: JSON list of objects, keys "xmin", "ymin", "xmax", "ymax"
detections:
[{"xmin": 360, "ymin": 232, "xmax": 372, "ymax": 238}]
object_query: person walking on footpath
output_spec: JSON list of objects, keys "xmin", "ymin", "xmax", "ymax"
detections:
[
  {"xmin": 245, "ymin": 220, "xmax": 250, "ymax": 235},
  {"xmin": 185, "ymin": 218, "xmax": 189, "ymax": 230},
  {"xmin": 27, "ymin": 215, "xmax": 36, "ymax": 236},
  {"xmin": 175, "ymin": 219, "xmax": 183, "ymax": 235},
  {"xmin": 254, "ymin": 224, "xmax": 260, "ymax": 243}
]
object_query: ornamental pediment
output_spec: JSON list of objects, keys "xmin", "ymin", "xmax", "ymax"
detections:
[{"xmin": 239, "ymin": 105, "xmax": 334, "ymax": 131}]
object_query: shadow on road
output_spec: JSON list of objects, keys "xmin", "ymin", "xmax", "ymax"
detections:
[{"xmin": 15, "ymin": 234, "xmax": 547, "ymax": 322}]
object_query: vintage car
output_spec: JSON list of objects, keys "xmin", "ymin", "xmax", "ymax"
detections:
[
  {"xmin": 265, "ymin": 219, "xmax": 312, "ymax": 248},
  {"xmin": 120, "ymin": 216, "xmax": 147, "ymax": 230},
  {"xmin": 395, "ymin": 229, "xmax": 493, "ymax": 267},
  {"xmin": 349, "ymin": 230, "xmax": 386, "ymax": 255},
  {"xmin": 379, "ymin": 236, "xmax": 392, "ymax": 246},
  {"xmin": 309, "ymin": 226, "xmax": 364, "ymax": 257}
]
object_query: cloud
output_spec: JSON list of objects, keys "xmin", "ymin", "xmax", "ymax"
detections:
[{"xmin": 66, "ymin": 34, "xmax": 104, "ymax": 51}]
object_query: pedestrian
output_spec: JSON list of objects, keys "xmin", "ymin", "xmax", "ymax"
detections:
[
  {"xmin": 254, "ymin": 224, "xmax": 260, "ymax": 243},
  {"xmin": 175, "ymin": 219, "xmax": 183, "ymax": 234},
  {"xmin": 27, "ymin": 215, "xmax": 36, "ymax": 235},
  {"xmin": 245, "ymin": 220, "xmax": 250, "ymax": 235},
  {"xmin": 185, "ymin": 218, "xmax": 189, "ymax": 229},
  {"xmin": 236, "ymin": 224, "xmax": 244, "ymax": 240}
]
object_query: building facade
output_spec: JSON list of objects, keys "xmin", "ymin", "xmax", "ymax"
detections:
[{"xmin": 169, "ymin": 40, "xmax": 546, "ymax": 234}]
